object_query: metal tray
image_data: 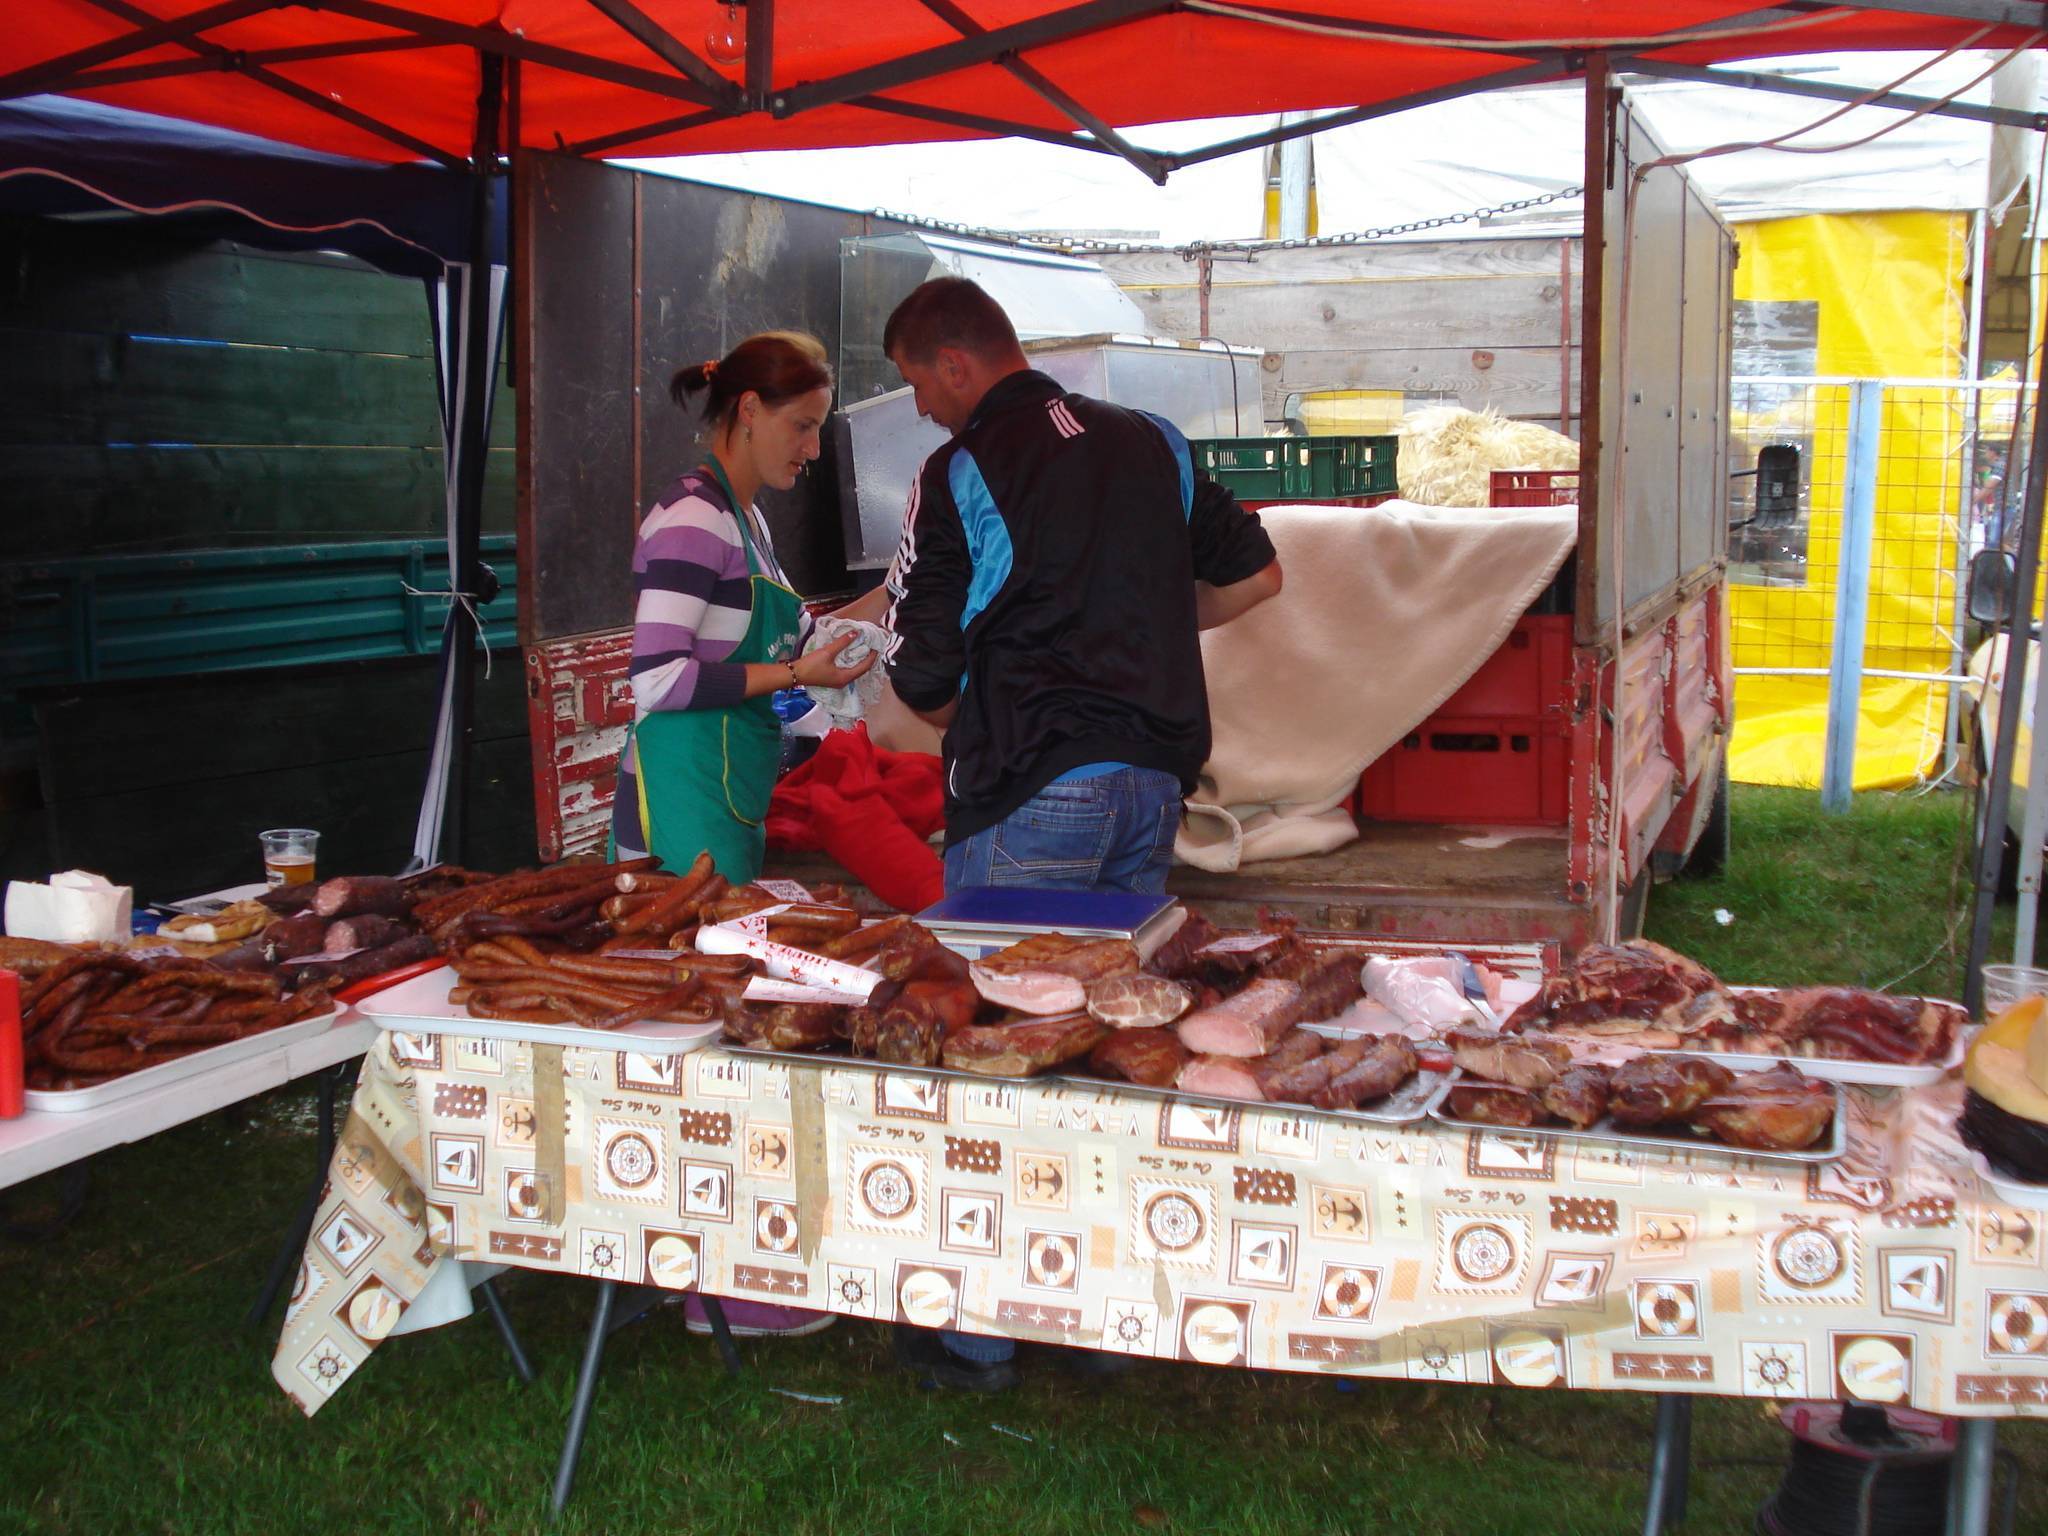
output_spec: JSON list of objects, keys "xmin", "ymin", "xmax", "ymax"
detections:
[
  {"xmin": 24, "ymin": 1006, "xmax": 344, "ymax": 1114},
  {"xmin": 721, "ymin": 1042, "xmax": 1455, "ymax": 1128},
  {"xmin": 356, "ymin": 966, "xmax": 721, "ymax": 1056},
  {"xmin": 1428, "ymin": 1073, "xmax": 1847, "ymax": 1165}
]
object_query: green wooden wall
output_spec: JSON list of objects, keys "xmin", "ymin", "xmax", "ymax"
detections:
[{"xmin": 0, "ymin": 213, "xmax": 515, "ymax": 560}]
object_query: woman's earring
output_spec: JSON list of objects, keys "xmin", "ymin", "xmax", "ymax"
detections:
[{"xmin": 744, "ymin": 425, "xmax": 753, "ymax": 442}]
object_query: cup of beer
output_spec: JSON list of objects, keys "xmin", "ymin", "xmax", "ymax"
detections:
[{"xmin": 259, "ymin": 827, "xmax": 320, "ymax": 888}]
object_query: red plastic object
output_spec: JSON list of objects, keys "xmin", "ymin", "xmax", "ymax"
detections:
[
  {"xmin": 1356, "ymin": 614, "xmax": 1574, "ymax": 827},
  {"xmin": 334, "ymin": 957, "xmax": 448, "ymax": 1007},
  {"xmin": 0, "ymin": 968, "xmax": 22, "ymax": 1118},
  {"xmin": 1487, "ymin": 469, "xmax": 1580, "ymax": 506}
]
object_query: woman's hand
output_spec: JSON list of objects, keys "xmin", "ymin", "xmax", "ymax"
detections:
[{"xmin": 791, "ymin": 630, "xmax": 878, "ymax": 688}]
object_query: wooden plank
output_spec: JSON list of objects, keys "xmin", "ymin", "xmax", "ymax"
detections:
[
  {"xmin": 1097, "ymin": 237, "xmax": 1580, "ymax": 290},
  {"xmin": 0, "ymin": 216, "xmax": 434, "ymax": 356},
  {"xmin": 10, "ymin": 444, "xmax": 515, "ymax": 556},
  {"xmin": 1270, "ymin": 346, "xmax": 1578, "ymax": 421},
  {"xmin": 1122, "ymin": 271, "xmax": 1574, "ymax": 353}
]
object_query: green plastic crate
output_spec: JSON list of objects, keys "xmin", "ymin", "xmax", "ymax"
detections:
[{"xmin": 1193, "ymin": 434, "xmax": 1398, "ymax": 500}]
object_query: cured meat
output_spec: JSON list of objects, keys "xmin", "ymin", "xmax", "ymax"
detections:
[
  {"xmin": 259, "ymin": 912, "xmax": 330, "ymax": 962},
  {"xmin": 1446, "ymin": 1029, "xmax": 1572, "ymax": 1090},
  {"xmin": 1722, "ymin": 988, "xmax": 1960, "ymax": 1066},
  {"xmin": 1263, "ymin": 948, "xmax": 1365, "ymax": 1023},
  {"xmin": 1176, "ymin": 1054, "xmax": 1265, "ymax": 1101},
  {"xmin": 1088, "ymin": 1027, "xmax": 1190, "ymax": 1087},
  {"xmin": 970, "ymin": 935, "xmax": 1139, "ymax": 1014},
  {"xmin": 1309, "ymin": 1035, "xmax": 1418, "ymax": 1111},
  {"xmin": 278, "ymin": 933, "xmax": 436, "ymax": 989},
  {"xmin": 874, "ymin": 980, "xmax": 980, "ymax": 1068},
  {"xmin": 942, "ymin": 1012, "xmax": 1108, "ymax": 1077},
  {"xmin": 323, "ymin": 912, "xmax": 409, "ymax": 955},
  {"xmin": 1507, "ymin": 939, "xmax": 1732, "ymax": 1044},
  {"xmin": 1260, "ymin": 1034, "xmax": 1372, "ymax": 1104},
  {"xmin": 1690, "ymin": 1064, "xmax": 1835, "ymax": 1150},
  {"xmin": 1175, "ymin": 978, "xmax": 1303, "ymax": 1057},
  {"xmin": 1250, "ymin": 1028, "xmax": 1326, "ymax": 1089},
  {"xmin": 1142, "ymin": 911, "xmax": 1222, "ymax": 980},
  {"xmin": 871, "ymin": 929, "xmax": 969, "ymax": 984},
  {"xmin": 1446, "ymin": 1083, "xmax": 1542, "ymax": 1127},
  {"xmin": 1539, "ymin": 1063, "xmax": 1613, "ymax": 1129},
  {"xmin": 1607, "ymin": 1054, "xmax": 1734, "ymax": 1127},
  {"xmin": 311, "ymin": 875, "xmax": 414, "ymax": 920},
  {"xmin": 1086, "ymin": 972, "xmax": 1191, "ymax": 1029},
  {"xmin": 724, "ymin": 1000, "xmax": 839, "ymax": 1052}
]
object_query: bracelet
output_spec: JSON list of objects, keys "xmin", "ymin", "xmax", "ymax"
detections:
[{"xmin": 786, "ymin": 660, "xmax": 799, "ymax": 688}]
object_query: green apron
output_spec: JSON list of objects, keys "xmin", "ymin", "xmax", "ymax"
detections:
[{"xmin": 626, "ymin": 459, "xmax": 801, "ymax": 885}]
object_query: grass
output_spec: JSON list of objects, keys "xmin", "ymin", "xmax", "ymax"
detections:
[{"xmin": 1, "ymin": 784, "xmax": 2043, "ymax": 1536}]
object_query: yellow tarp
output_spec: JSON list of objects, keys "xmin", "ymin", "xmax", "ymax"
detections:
[{"xmin": 1728, "ymin": 209, "xmax": 1971, "ymax": 790}]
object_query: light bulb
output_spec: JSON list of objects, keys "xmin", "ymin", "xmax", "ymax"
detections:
[{"xmin": 705, "ymin": 3, "xmax": 745, "ymax": 67}]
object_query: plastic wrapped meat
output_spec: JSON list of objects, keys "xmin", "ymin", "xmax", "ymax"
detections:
[{"xmin": 1361, "ymin": 956, "xmax": 1499, "ymax": 1029}]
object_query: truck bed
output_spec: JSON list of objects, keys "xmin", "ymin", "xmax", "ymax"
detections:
[{"xmin": 768, "ymin": 817, "xmax": 1586, "ymax": 948}]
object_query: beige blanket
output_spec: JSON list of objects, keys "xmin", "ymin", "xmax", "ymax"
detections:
[{"xmin": 1178, "ymin": 499, "xmax": 1577, "ymax": 871}]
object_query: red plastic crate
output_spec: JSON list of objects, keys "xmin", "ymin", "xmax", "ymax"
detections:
[
  {"xmin": 1356, "ymin": 711, "xmax": 1568, "ymax": 826},
  {"xmin": 1488, "ymin": 469, "xmax": 1580, "ymax": 507},
  {"xmin": 1355, "ymin": 614, "xmax": 1574, "ymax": 826}
]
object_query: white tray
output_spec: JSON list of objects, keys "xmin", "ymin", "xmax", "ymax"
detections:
[
  {"xmin": 1970, "ymin": 1148, "xmax": 2048, "ymax": 1208},
  {"xmin": 25, "ymin": 1006, "xmax": 345, "ymax": 1114},
  {"xmin": 356, "ymin": 966, "xmax": 721, "ymax": 1056}
]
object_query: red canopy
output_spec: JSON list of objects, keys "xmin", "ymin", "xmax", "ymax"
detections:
[{"xmin": 3, "ymin": 2, "xmax": 2040, "ymax": 170}]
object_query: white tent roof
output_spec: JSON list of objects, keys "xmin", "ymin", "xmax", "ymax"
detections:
[{"xmin": 633, "ymin": 51, "xmax": 2042, "ymax": 244}]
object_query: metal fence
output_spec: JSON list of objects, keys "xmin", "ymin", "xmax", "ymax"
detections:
[{"xmin": 1727, "ymin": 374, "xmax": 2028, "ymax": 798}]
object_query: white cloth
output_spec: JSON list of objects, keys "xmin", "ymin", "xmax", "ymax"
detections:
[
  {"xmin": 1177, "ymin": 499, "xmax": 1576, "ymax": 872},
  {"xmin": 800, "ymin": 617, "xmax": 893, "ymax": 730}
]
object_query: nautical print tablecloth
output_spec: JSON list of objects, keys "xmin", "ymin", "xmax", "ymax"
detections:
[{"xmin": 273, "ymin": 1031, "xmax": 2048, "ymax": 1417}]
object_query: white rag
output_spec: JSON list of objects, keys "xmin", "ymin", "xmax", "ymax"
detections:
[
  {"xmin": 800, "ymin": 617, "xmax": 893, "ymax": 730},
  {"xmin": 1178, "ymin": 499, "xmax": 1576, "ymax": 871}
]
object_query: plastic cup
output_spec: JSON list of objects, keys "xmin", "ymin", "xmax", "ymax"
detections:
[
  {"xmin": 259, "ymin": 828, "xmax": 320, "ymax": 889},
  {"xmin": 1980, "ymin": 963, "xmax": 2048, "ymax": 1021}
]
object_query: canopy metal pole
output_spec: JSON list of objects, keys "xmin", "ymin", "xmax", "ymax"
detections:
[
  {"xmin": 1822, "ymin": 380, "xmax": 1882, "ymax": 812},
  {"xmin": 443, "ymin": 46, "xmax": 503, "ymax": 864},
  {"xmin": 1964, "ymin": 273, "xmax": 2048, "ymax": 1015}
]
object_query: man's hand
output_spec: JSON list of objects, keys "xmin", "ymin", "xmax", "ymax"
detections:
[{"xmin": 1196, "ymin": 558, "xmax": 1283, "ymax": 631}]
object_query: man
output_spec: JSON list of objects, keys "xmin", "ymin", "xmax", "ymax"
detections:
[
  {"xmin": 882, "ymin": 276, "xmax": 1282, "ymax": 898},
  {"xmin": 878, "ymin": 276, "xmax": 1281, "ymax": 1391}
]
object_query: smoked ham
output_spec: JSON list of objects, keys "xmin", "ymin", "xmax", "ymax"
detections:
[
  {"xmin": 942, "ymin": 1012, "xmax": 1109, "ymax": 1076},
  {"xmin": 970, "ymin": 935, "xmax": 1139, "ymax": 1015},
  {"xmin": 1174, "ymin": 979, "xmax": 1303, "ymax": 1057},
  {"xmin": 1088, "ymin": 1027, "xmax": 1191, "ymax": 1087},
  {"xmin": 1176, "ymin": 1053, "xmax": 1265, "ymax": 1100},
  {"xmin": 1086, "ymin": 972, "xmax": 1191, "ymax": 1029}
]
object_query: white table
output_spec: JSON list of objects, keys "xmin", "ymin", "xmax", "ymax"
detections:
[{"xmin": 0, "ymin": 1012, "xmax": 380, "ymax": 1193}]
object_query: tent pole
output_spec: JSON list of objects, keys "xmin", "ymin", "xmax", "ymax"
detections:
[
  {"xmin": 1964, "ymin": 226, "xmax": 2048, "ymax": 1015},
  {"xmin": 444, "ymin": 45, "xmax": 504, "ymax": 864}
]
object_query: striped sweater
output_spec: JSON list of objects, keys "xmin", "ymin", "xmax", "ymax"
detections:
[{"xmin": 613, "ymin": 469, "xmax": 806, "ymax": 853}]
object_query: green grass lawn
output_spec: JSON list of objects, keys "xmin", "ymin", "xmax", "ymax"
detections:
[{"xmin": 1, "ymin": 785, "xmax": 2042, "ymax": 1536}]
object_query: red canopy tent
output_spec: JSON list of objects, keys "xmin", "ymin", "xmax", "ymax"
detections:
[{"xmin": 4, "ymin": 3, "xmax": 2042, "ymax": 172}]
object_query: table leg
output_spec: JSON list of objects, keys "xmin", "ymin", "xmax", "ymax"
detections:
[
  {"xmin": 551, "ymin": 1279, "xmax": 617, "ymax": 1520},
  {"xmin": 1641, "ymin": 1393, "xmax": 1693, "ymax": 1535},
  {"xmin": 0, "ymin": 1160, "xmax": 91, "ymax": 1241},
  {"xmin": 476, "ymin": 1275, "xmax": 538, "ymax": 1385},
  {"xmin": 697, "ymin": 1293, "xmax": 744, "ymax": 1378},
  {"xmin": 1945, "ymin": 1419, "xmax": 1998, "ymax": 1536},
  {"xmin": 247, "ymin": 1063, "xmax": 351, "ymax": 1327}
]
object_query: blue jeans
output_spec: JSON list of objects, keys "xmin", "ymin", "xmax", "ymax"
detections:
[
  {"xmin": 937, "ymin": 767, "xmax": 1180, "ymax": 1366},
  {"xmin": 942, "ymin": 766, "xmax": 1182, "ymax": 895}
]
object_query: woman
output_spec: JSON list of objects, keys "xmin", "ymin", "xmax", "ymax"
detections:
[{"xmin": 613, "ymin": 330, "xmax": 875, "ymax": 884}]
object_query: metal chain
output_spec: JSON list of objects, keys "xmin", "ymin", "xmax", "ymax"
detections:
[{"xmin": 861, "ymin": 184, "xmax": 1585, "ymax": 259}]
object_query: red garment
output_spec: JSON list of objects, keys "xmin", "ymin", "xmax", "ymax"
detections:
[{"xmin": 765, "ymin": 727, "xmax": 944, "ymax": 913}]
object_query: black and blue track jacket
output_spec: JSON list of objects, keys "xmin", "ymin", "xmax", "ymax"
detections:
[{"xmin": 883, "ymin": 369, "xmax": 1276, "ymax": 846}]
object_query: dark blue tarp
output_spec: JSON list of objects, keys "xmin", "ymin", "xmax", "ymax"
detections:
[{"xmin": 0, "ymin": 93, "xmax": 502, "ymax": 277}]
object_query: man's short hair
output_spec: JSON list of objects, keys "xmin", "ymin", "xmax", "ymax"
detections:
[{"xmin": 882, "ymin": 277, "xmax": 1023, "ymax": 365}]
